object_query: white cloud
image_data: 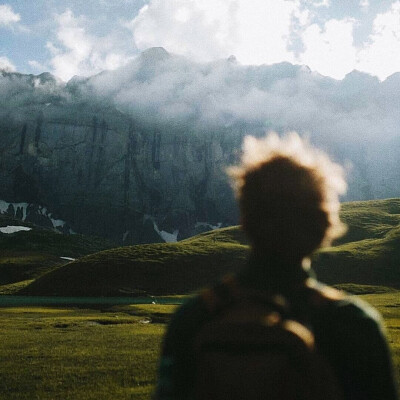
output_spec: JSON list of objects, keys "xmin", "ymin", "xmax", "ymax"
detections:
[
  {"xmin": 299, "ymin": 18, "xmax": 357, "ymax": 79},
  {"xmin": 0, "ymin": 4, "xmax": 20, "ymax": 26},
  {"xmin": 232, "ymin": 0, "xmax": 301, "ymax": 65},
  {"xmin": 0, "ymin": 56, "xmax": 16, "ymax": 72},
  {"xmin": 130, "ymin": 0, "xmax": 303, "ymax": 65},
  {"xmin": 47, "ymin": 9, "xmax": 135, "ymax": 81},
  {"xmin": 357, "ymin": 1, "xmax": 400, "ymax": 80}
]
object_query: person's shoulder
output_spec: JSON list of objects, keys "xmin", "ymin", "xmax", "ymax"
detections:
[
  {"xmin": 165, "ymin": 293, "xmax": 210, "ymax": 338},
  {"xmin": 309, "ymin": 279, "xmax": 383, "ymax": 326},
  {"xmin": 171, "ymin": 295, "xmax": 204, "ymax": 322}
]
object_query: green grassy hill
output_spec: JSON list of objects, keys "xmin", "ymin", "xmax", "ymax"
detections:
[
  {"xmin": 19, "ymin": 227, "xmax": 249, "ymax": 296},
  {"xmin": 313, "ymin": 199, "xmax": 400, "ymax": 286},
  {"xmin": 18, "ymin": 198, "xmax": 400, "ymax": 296},
  {"xmin": 0, "ymin": 215, "xmax": 114, "ymax": 291}
]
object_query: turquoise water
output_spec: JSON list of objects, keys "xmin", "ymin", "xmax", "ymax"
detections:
[{"xmin": 0, "ymin": 295, "xmax": 184, "ymax": 307}]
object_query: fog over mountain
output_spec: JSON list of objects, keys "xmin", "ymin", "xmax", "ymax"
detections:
[{"xmin": 1, "ymin": 48, "xmax": 399, "ymax": 243}]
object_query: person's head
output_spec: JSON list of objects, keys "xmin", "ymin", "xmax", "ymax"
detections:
[{"xmin": 228, "ymin": 132, "xmax": 347, "ymax": 262}]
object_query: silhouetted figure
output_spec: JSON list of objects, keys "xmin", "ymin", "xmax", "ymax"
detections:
[{"xmin": 154, "ymin": 132, "xmax": 399, "ymax": 400}]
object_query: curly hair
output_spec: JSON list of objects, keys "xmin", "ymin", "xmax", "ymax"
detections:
[{"xmin": 228, "ymin": 132, "xmax": 347, "ymax": 260}]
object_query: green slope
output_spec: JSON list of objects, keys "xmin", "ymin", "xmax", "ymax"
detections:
[
  {"xmin": 20, "ymin": 198, "xmax": 400, "ymax": 296},
  {"xmin": 0, "ymin": 215, "xmax": 114, "ymax": 288},
  {"xmin": 337, "ymin": 199, "xmax": 400, "ymax": 242},
  {"xmin": 312, "ymin": 198, "xmax": 400, "ymax": 286},
  {"xmin": 20, "ymin": 227, "xmax": 249, "ymax": 296},
  {"xmin": 313, "ymin": 227, "xmax": 400, "ymax": 286}
]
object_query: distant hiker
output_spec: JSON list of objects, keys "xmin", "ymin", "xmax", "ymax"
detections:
[{"xmin": 154, "ymin": 132, "xmax": 399, "ymax": 400}]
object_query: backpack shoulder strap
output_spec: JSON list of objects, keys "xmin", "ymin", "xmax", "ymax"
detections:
[
  {"xmin": 301, "ymin": 279, "xmax": 345, "ymax": 306},
  {"xmin": 200, "ymin": 274, "xmax": 291, "ymax": 317},
  {"xmin": 201, "ymin": 275, "xmax": 346, "ymax": 320}
]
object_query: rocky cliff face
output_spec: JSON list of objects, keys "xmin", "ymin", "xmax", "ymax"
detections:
[{"xmin": 0, "ymin": 105, "xmax": 242, "ymax": 243}]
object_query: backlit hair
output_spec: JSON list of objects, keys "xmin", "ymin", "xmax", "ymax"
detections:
[{"xmin": 228, "ymin": 132, "xmax": 347, "ymax": 259}]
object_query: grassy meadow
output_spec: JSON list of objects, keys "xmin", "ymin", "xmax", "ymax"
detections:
[
  {"xmin": 0, "ymin": 288, "xmax": 399, "ymax": 400},
  {"xmin": 0, "ymin": 304, "xmax": 179, "ymax": 400}
]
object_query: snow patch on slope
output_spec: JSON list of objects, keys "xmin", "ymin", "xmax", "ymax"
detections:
[
  {"xmin": 0, "ymin": 225, "xmax": 32, "ymax": 234},
  {"xmin": 152, "ymin": 221, "xmax": 179, "ymax": 243},
  {"xmin": 195, "ymin": 222, "xmax": 223, "ymax": 230}
]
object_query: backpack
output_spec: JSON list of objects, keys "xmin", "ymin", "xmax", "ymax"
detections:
[{"xmin": 193, "ymin": 275, "xmax": 343, "ymax": 400}]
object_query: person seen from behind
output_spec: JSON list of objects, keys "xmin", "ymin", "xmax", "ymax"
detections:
[{"xmin": 154, "ymin": 132, "xmax": 399, "ymax": 400}]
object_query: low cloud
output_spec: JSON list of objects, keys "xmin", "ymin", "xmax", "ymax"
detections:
[
  {"xmin": 85, "ymin": 49, "xmax": 400, "ymax": 147},
  {"xmin": 0, "ymin": 56, "xmax": 16, "ymax": 72}
]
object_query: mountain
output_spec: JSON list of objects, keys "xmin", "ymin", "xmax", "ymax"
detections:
[
  {"xmin": 19, "ymin": 198, "xmax": 400, "ymax": 296},
  {"xmin": 1, "ymin": 49, "xmax": 400, "ymax": 243}
]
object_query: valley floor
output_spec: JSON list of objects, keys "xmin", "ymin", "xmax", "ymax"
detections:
[
  {"xmin": 0, "ymin": 291, "xmax": 399, "ymax": 400},
  {"xmin": 0, "ymin": 303, "xmax": 179, "ymax": 400}
]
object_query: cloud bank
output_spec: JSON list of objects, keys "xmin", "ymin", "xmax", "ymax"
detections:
[{"xmin": 82, "ymin": 48, "xmax": 398, "ymax": 148}]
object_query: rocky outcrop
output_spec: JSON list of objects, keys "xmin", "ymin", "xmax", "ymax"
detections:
[{"xmin": 0, "ymin": 107, "xmax": 242, "ymax": 243}]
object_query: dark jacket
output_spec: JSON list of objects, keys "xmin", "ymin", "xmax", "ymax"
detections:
[{"xmin": 155, "ymin": 255, "xmax": 399, "ymax": 400}]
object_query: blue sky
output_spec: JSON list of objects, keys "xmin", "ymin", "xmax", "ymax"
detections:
[{"xmin": 1, "ymin": 0, "xmax": 400, "ymax": 81}]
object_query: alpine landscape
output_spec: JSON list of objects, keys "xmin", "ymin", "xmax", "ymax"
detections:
[{"xmin": 1, "ymin": 1, "xmax": 400, "ymax": 399}]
